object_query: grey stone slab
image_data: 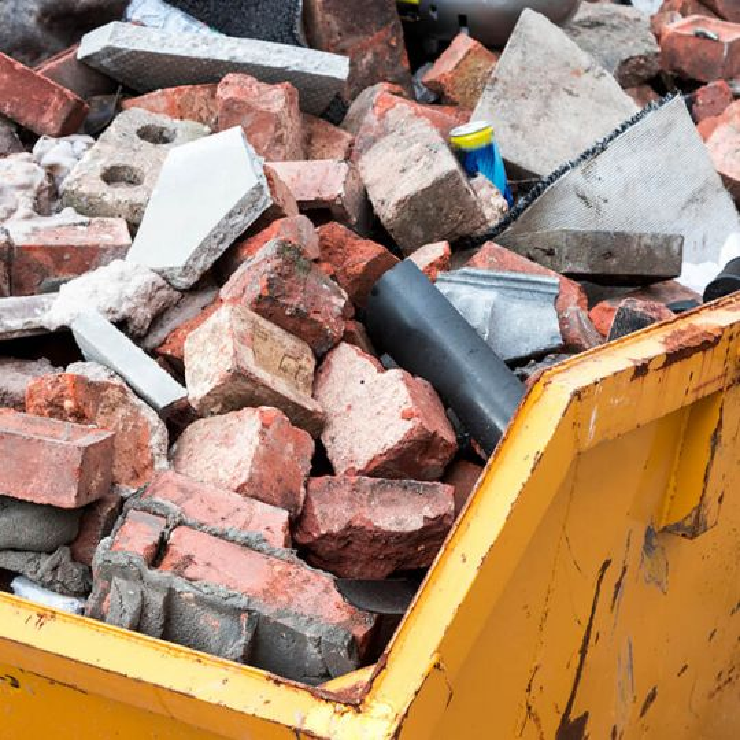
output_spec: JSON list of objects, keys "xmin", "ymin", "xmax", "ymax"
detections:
[
  {"xmin": 436, "ymin": 268, "xmax": 563, "ymax": 362},
  {"xmin": 71, "ymin": 311, "xmax": 186, "ymax": 415},
  {"xmin": 498, "ymin": 230, "xmax": 683, "ymax": 284},
  {"xmin": 61, "ymin": 108, "xmax": 209, "ymax": 227},
  {"xmin": 78, "ymin": 22, "xmax": 349, "ymax": 115},
  {"xmin": 563, "ymin": 3, "xmax": 661, "ymax": 87},
  {"xmin": 127, "ymin": 127, "xmax": 271, "ymax": 289},
  {"xmin": 473, "ymin": 8, "xmax": 637, "ymax": 179},
  {"xmin": 0, "ymin": 294, "xmax": 56, "ymax": 341}
]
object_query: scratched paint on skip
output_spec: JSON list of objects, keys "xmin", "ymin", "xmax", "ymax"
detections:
[{"xmin": 640, "ymin": 527, "xmax": 669, "ymax": 594}]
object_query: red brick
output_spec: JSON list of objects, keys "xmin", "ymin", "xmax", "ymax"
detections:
[
  {"xmin": 315, "ymin": 343, "xmax": 457, "ymax": 480},
  {"xmin": 111, "ymin": 510, "xmax": 166, "ymax": 566},
  {"xmin": 703, "ymin": 0, "xmax": 740, "ymax": 22},
  {"xmin": 691, "ymin": 80, "xmax": 733, "ymax": 123},
  {"xmin": 625, "ymin": 85, "xmax": 661, "ymax": 109},
  {"xmin": 659, "ymin": 0, "xmax": 719, "ymax": 14},
  {"xmin": 589, "ymin": 298, "xmax": 621, "ymax": 337},
  {"xmin": 142, "ymin": 470, "xmax": 290, "ymax": 549},
  {"xmin": 155, "ymin": 299, "xmax": 222, "ymax": 374},
  {"xmin": 35, "ymin": 44, "xmax": 117, "ymax": 100},
  {"xmin": 26, "ymin": 372, "xmax": 167, "ymax": 488},
  {"xmin": 303, "ymin": 0, "xmax": 412, "ymax": 100},
  {"xmin": 467, "ymin": 243, "xmax": 598, "ymax": 351},
  {"xmin": 0, "ymin": 233, "xmax": 10, "ymax": 298},
  {"xmin": 70, "ymin": 491, "xmax": 123, "ymax": 566},
  {"xmin": 267, "ymin": 160, "xmax": 368, "ymax": 230},
  {"xmin": 0, "ymin": 52, "xmax": 89, "ymax": 137},
  {"xmin": 8, "ymin": 218, "xmax": 131, "ymax": 296},
  {"xmin": 443, "ymin": 460, "xmax": 484, "ymax": 517},
  {"xmin": 258, "ymin": 165, "xmax": 300, "ymax": 225},
  {"xmin": 216, "ymin": 215, "xmax": 319, "ymax": 282},
  {"xmin": 159, "ymin": 526, "xmax": 375, "ymax": 655},
  {"xmin": 122, "ymin": 84, "xmax": 218, "ymax": 128},
  {"xmin": 703, "ymin": 99, "xmax": 740, "ymax": 201},
  {"xmin": 422, "ymin": 33, "xmax": 498, "ymax": 109},
  {"xmin": 184, "ymin": 303, "xmax": 325, "ymax": 436},
  {"xmin": 302, "ymin": 114, "xmax": 354, "ymax": 161},
  {"xmin": 0, "ymin": 410, "xmax": 113, "ymax": 507},
  {"xmin": 171, "ymin": 407, "xmax": 314, "ymax": 517},
  {"xmin": 294, "ymin": 475, "xmax": 455, "ymax": 578},
  {"xmin": 660, "ymin": 16, "xmax": 740, "ymax": 82},
  {"xmin": 408, "ymin": 241, "xmax": 451, "ymax": 282},
  {"xmin": 316, "ymin": 222, "xmax": 398, "ymax": 307},
  {"xmin": 631, "ymin": 280, "xmax": 701, "ymax": 305},
  {"xmin": 342, "ymin": 320, "xmax": 376, "ymax": 355},
  {"xmin": 652, "ymin": 10, "xmax": 685, "ymax": 42},
  {"xmin": 0, "ymin": 358, "xmax": 57, "ymax": 410},
  {"xmin": 216, "ymin": 74, "xmax": 303, "ymax": 161},
  {"xmin": 221, "ymin": 238, "xmax": 351, "ymax": 356}
]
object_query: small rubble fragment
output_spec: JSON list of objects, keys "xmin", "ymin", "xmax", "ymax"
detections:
[{"xmin": 0, "ymin": 357, "xmax": 58, "ymax": 410}]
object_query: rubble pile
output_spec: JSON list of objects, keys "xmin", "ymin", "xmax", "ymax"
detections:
[{"xmin": 0, "ymin": 0, "xmax": 737, "ymax": 686}]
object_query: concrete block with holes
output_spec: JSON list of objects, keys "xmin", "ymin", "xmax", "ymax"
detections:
[{"xmin": 61, "ymin": 109, "xmax": 210, "ymax": 228}]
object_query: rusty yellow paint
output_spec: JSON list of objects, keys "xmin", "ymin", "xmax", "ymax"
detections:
[{"xmin": 1, "ymin": 298, "xmax": 740, "ymax": 738}]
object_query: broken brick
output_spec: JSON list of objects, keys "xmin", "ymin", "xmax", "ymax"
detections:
[
  {"xmin": 0, "ymin": 410, "xmax": 113, "ymax": 508},
  {"xmin": 184, "ymin": 303, "xmax": 325, "ymax": 436},
  {"xmin": 607, "ymin": 297, "xmax": 676, "ymax": 340},
  {"xmin": 703, "ymin": 0, "xmax": 740, "ymax": 22},
  {"xmin": 171, "ymin": 407, "xmax": 314, "ymax": 517},
  {"xmin": 111, "ymin": 510, "xmax": 166, "ymax": 566},
  {"xmin": 221, "ymin": 238, "xmax": 351, "ymax": 357},
  {"xmin": 314, "ymin": 343, "xmax": 457, "ymax": 480},
  {"xmin": 35, "ymin": 44, "xmax": 117, "ymax": 100},
  {"xmin": 0, "ymin": 357, "xmax": 58, "ymax": 410},
  {"xmin": 690, "ymin": 80, "xmax": 733, "ymax": 124},
  {"xmin": 422, "ymin": 33, "xmax": 498, "ymax": 110},
  {"xmin": 122, "ymin": 84, "xmax": 219, "ymax": 128},
  {"xmin": 70, "ymin": 491, "xmax": 123, "ymax": 567},
  {"xmin": 342, "ymin": 320, "xmax": 376, "ymax": 355},
  {"xmin": 703, "ymin": 100, "xmax": 740, "ymax": 202},
  {"xmin": 316, "ymin": 222, "xmax": 398, "ymax": 307},
  {"xmin": 302, "ymin": 114, "xmax": 354, "ymax": 161},
  {"xmin": 216, "ymin": 74, "xmax": 304, "ymax": 161},
  {"xmin": 294, "ymin": 475, "xmax": 455, "ymax": 579},
  {"xmin": 660, "ymin": 16, "xmax": 740, "ymax": 82},
  {"xmin": 443, "ymin": 460, "xmax": 484, "ymax": 517},
  {"xmin": 407, "ymin": 241, "xmax": 451, "ymax": 282},
  {"xmin": 256, "ymin": 165, "xmax": 301, "ymax": 227},
  {"xmin": 625, "ymin": 85, "xmax": 661, "ymax": 109},
  {"xmin": 0, "ymin": 51, "xmax": 89, "ymax": 137}
]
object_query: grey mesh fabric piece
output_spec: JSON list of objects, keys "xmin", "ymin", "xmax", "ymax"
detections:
[
  {"xmin": 78, "ymin": 22, "xmax": 348, "ymax": 115},
  {"xmin": 501, "ymin": 97, "xmax": 740, "ymax": 264}
]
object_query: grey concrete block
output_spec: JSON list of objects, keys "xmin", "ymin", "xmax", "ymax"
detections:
[
  {"xmin": 71, "ymin": 311, "xmax": 187, "ymax": 415},
  {"xmin": 127, "ymin": 127, "xmax": 271, "ymax": 289},
  {"xmin": 563, "ymin": 3, "xmax": 661, "ymax": 88},
  {"xmin": 0, "ymin": 547, "xmax": 91, "ymax": 597},
  {"xmin": 0, "ymin": 496, "xmax": 82, "ymax": 552},
  {"xmin": 61, "ymin": 108, "xmax": 210, "ymax": 227},
  {"xmin": 473, "ymin": 9, "xmax": 637, "ymax": 179},
  {"xmin": 436, "ymin": 269, "xmax": 563, "ymax": 362},
  {"xmin": 498, "ymin": 230, "xmax": 684, "ymax": 284},
  {"xmin": 0, "ymin": 295, "xmax": 56, "ymax": 341},
  {"xmin": 78, "ymin": 22, "xmax": 349, "ymax": 115}
]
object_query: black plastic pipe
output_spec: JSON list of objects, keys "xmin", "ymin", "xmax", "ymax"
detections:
[
  {"xmin": 704, "ymin": 257, "xmax": 740, "ymax": 303},
  {"xmin": 364, "ymin": 261, "xmax": 525, "ymax": 456}
]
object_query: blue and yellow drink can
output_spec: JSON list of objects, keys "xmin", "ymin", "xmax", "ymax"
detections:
[{"xmin": 449, "ymin": 121, "xmax": 513, "ymax": 207}]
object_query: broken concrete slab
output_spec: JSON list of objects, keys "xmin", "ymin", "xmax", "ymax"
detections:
[
  {"xmin": 473, "ymin": 8, "xmax": 637, "ymax": 179},
  {"xmin": 498, "ymin": 230, "xmax": 684, "ymax": 284},
  {"xmin": 563, "ymin": 3, "xmax": 662, "ymax": 87},
  {"xmin": 61, "ymin": 108, "xmax": 210, "ymax": 227},
  {"xmin": 0, "ymin": 496, "xmax": 82, "ymax": 553},
  {"xmin": 501, "ymin": 96, "xmax": 740, "ymax": 264},
  {"xmin": 0, "ymin": 294, "xmax": 56, "ymax": 341},
  {"xmin": 0, "ymin": 547, "xmax": 91, "ymax": 596},
  {"xmin": 126, "ymin": 127, "xmax": 272, "ymax": 290},
  {"xmin": 70, "ymin": 311, "xmax": 187, "ymax": 415},
  {"xmin": 436, "ymin": 269, "xmax": 563, "ymax": 362},
  {"xmin": 78, "ymin": 22, "xmax": 350, "ymax": 115}
]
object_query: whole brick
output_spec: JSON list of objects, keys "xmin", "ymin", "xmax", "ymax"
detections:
[
  {"xmin": 317, "ymin": 222, "xmax": 398, "ymax": 307},
  {"xmin": 216, "ymin": 215, "xmax": 319, "ymax": 282},
  {"xmin": 0, "ymin": 52, "xmax": 89, "ymax": 137},
  {"xmin": 690, "ymin": 81, "xmax": 733, "ymax": 123},
  {"xmin": 122, "ymin": 84, "xmax": 219, "ymax": 128},
  {"xmin": 467, "ymin": 242, "xmax": 599, "ymax": 351},
  {"xmin": 8, "ymin": 218, "xmax": 131, "ymax": 296},
  {"xmin": 171, "ymin": 407, "xmax": 314, "ymax": 517},
  {"xmin": 422, "ymin": 33, "xmax": 498, "ymax": 109},
  {"xmin": 0, "ymin": 357, "xmax": 58, "ymax": 410},
  {"xmin": 35, "ymin": 44, "xmax": 118, "ymax": 100},
  {"xmin": 302, "ymin": 115, "xmax": 354, "ymax": 161},
  {"xmin": 26, "ymin": 365, "xmax": 169, "ymax": 488},
  {"xmin": 141, "ymin": 470, "xmax": 290, "ymax": 549},
  {"xmin": 216, "ymin": 74, "xmax": 303, "ymax": 162},
  {"xmin": 314, "ymin": 343, "xmax": 457, "ymax": 480},
  {"xmin": 0, "ymin": 410, "xmax": 113, "ymax": 508},
  {"xmin": 70, "ymin": 491, "xmax": 123, "ymax": 566},
  {"xmin": 184, "ymin": 303, "xmax": 325, "ymax": 436},
  {"xmin": 703, "ymin": 100, "xmax": 740, "ymax": 202},
  {"xmin": 359, "ymin": 111, "xmax": 486, "ymax": 255},
  {"xmin": 660, "ymin": 16, "xmax": 740, "ymax": 82},
  {"xmin": 294, "ymin": 475, "xmax": 455, "ymax": 578},
  {"xmin": 221, "ymin": 238, "xmax": 351, "ymax": 356},
  {"xmin": 407, "ymin": 241, "xmax": 451, "ymax": 282},
  {"xmin": 112, "ymin": 510, "xmax": 167, "ymax": 566}
]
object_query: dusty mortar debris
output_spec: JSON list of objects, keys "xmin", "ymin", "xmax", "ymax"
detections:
[{"xmin": 0, "ymin": 0, "xmax": 738, "ymax": 692}]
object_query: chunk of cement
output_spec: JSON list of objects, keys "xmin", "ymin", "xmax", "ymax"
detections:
[
  {"xmin": 78, "ymin": 22, "xmax": 349, "ymax": 115},
  {"xmin": 473, "ymin": 9, "xmax": 637, "ymax": 179},
  {"xmin": 0, "ymin": 295, "xmax": 56, "ymax": 341},
  {"xmin": 0, "ymin": 496, "xmax": 82, "ymax": 552},
  {"xmin": 501, "ymin": 97, "xmax": 740, "ymax": 264},
  {"xmin": 61, "ymin": 108, "xmax": 210, "ymax": 227},
  {"xmin": 563, "ymin": 3, "xmax": 661, "ymax": 87},
  {"xmin": 0, "ymin": 547, "xmax": 91, "ymax": 597},
  {"xmin": 127, "ymin": 127, "xmax": 271, "ymax": 290},
  {"xmin": 498, "ymin": 230, "xmax": 684, "ymax": 285},
  {"xmin": 71, "ymin": 311, "xmax": 187, "ymax": 415},
  {"xmin": 436, "ymin": 269, "xmax": 563, "ymax": 362}
]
